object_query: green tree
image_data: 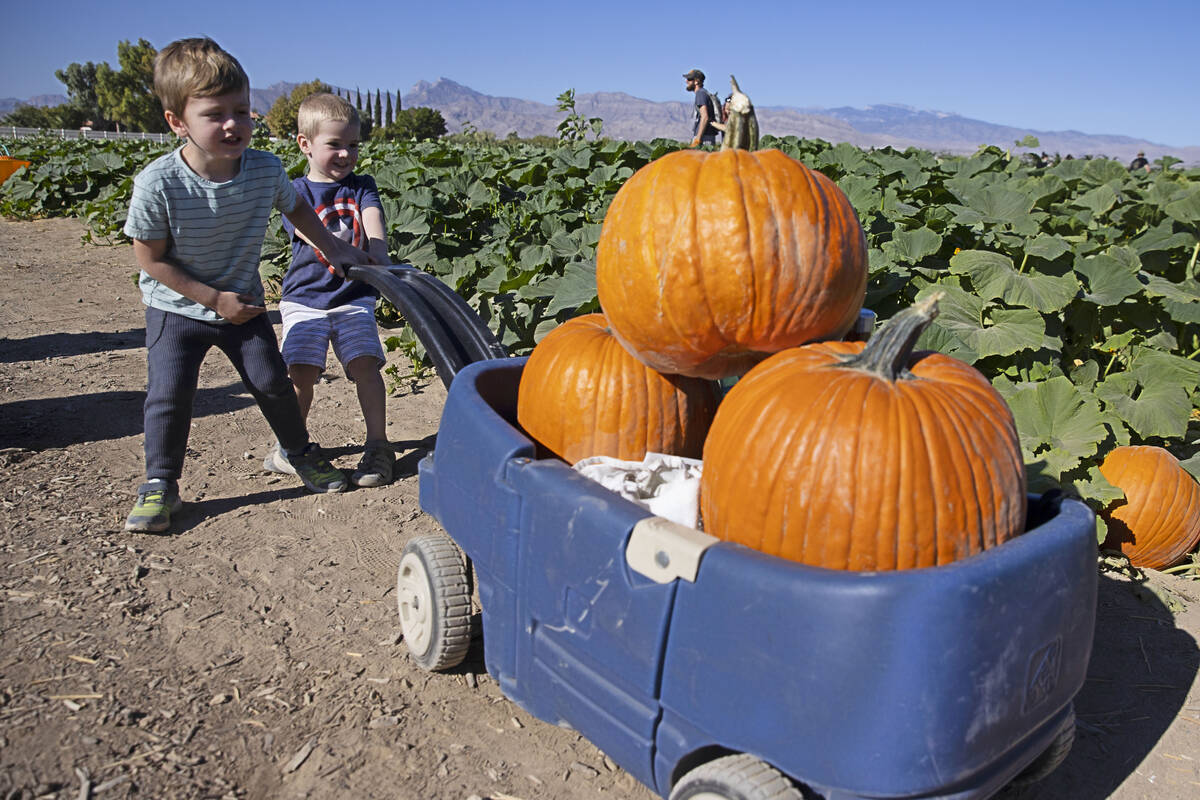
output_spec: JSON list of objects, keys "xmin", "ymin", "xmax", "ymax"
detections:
[
  {"xmin": 355, "ymin": 87, "xmax": 362, "ymax": 111},
  {"xmin": 264, "ymin": 79, "xmax": 331, "ymax": 138},
  {"xmin": 1, "ymin": 103, "xmax": 88, "ymax": 129},
  {"xmin": 395, "ymin": 89, "xmax": 402, "ymax": 112},
  {"xmin": 374, "ymin": 91, "xmax": 382, "ymax": 127},
  {"xmin": 374, "ymin": 107, "xmax": 447, "ymax": 142},
  {"xmin": 385, "ymin": 91, "xmax": 393, "ymax": 127},
  {"xmin": 94, "ymin": 39, "xmax": 165, "ymax": 132},
  {"xmin": 54, "ymin": 62, "xmax": 107, "ymax": 129}
]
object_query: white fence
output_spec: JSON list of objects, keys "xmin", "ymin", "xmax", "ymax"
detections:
[{"xmin": 0, "ymin": 126, "xmax": 173, "ymax": 143}]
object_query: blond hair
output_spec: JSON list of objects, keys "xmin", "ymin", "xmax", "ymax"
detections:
[
  {"xmin": 297, "ymin": 93, "xmax": 360, "ymax": 140},
  {"xmin": 153, "ymin": 37, "xmax": 249, "ymax": 116}
]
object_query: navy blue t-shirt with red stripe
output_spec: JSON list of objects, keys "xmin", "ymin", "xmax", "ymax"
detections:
[{"xmin": 280, "ymin": 173, "xmax": 382, "ymax": 309}]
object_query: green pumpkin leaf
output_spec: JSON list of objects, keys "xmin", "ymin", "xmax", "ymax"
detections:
[
  {"xmin": 1006, "ymin": 376, "xmax": 1107, "ymax": 471},
  {"xmin": 1073, "ymin": 184, "xmax": 1118, "ymax": 216},
  {"xmin": 1179, "ymin": 453, "xmax": 1200, "ymax": 482},
  {"xmin": 949, "ymin": 250, "xmax": 1080, "ymax": 312},
  {"xmin": 1081, "ymin": 159, "xmax": 1128, "ymax": 186},
  {"xmin": 1094, "ymin": 371, "xmax": 1192, "ymax": 439},
  {"xmin": 533, "ymin": 317, "xmax": 559, "ymax": 343},
  {"xmin": 974, "ymin": 308, "xmax": 1046, "ymax": 358},
  {"xmin": 837, "ymin": 174, "xmax": 881, "ymax": 214},
  {"xmin": 820, "ymin": 142, "xmax": 870, "ymax": 174},
  {"xmin": 1070, "ymin": 359, "xmax": 1101, "ymax": 390},
  {"xmin": 1129, "ymin": 347, "xmax": 1200, "ymax": 392},
  {"xmin": 915, "ymin": 283, "xmax": 982, "ymax": 361},
  {"xmin": 389, "ymin": 204, "xmax": 431, "ymax": 236},
  {"xmin": 1075, "ymin": 252, "xmax": 1143, "ymax": 305},
  {"xmin": 1165, "ymin": 187, "xmax": 1200, "ymax": 224},
  {"xmin": 392, "ymin": 240, "xmax": 437, "ymax": 268},
  {"xmin": 1025, "ymin": 234, "xmax": 1072, "ymax": 262},
  {"xmin": 547, "ymin": 230, "xmax": 583, "ymax": 259},
  {"xmin": 1072, "ymin": 465, "xmax": 1125, "ymax": 507},
  {"xmin": 544, "ymin": 261, "xmax": 598, "ymax": 316},
  {"xmin": 1131, "ymin": 222, "xmax": 1196, "ymax": 254},
  {"xmin": 883, "ymin": 226, "xmax": 942, "ymax": 263},
  {"xmin": 965, "ymin": 185, "xmax": 1037, "ymax": 224},
  {"xmin": 519, "ymin": 244, "xmax": 553, "ymax": 271},
  {"xmin": 1143, "ymin": 275, "xmax": 1200, "ymax": 323}
]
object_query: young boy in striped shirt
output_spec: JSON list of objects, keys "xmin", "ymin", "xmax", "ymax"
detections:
[
  {"xmin": 261, "ymin": 93, "xmax": 395, "ymax": 488},
  {"xmin": 123, "ymin": 38, "xmax": 370, "ymax": 533}
]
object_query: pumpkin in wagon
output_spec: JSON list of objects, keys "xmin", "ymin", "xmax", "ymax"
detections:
[
  {"xmin": 595, "ymin": 80, "xmax": 867, "ymax": 380},
  {"xmin": 1098, "ymin": 445, "xmax": 1200, "ymax": 570},
  {"xmin": 516, "ymin": 313, "xmax": 719, "ymax": 464},
  {"xmin": 700, "ymin": 294, "xmax": 1027, "ymax": 571}
]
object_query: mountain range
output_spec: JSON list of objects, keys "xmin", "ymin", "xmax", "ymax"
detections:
[{"xmin": 6, "ymin": 80, "xmax": 1197, "ymax": 164}]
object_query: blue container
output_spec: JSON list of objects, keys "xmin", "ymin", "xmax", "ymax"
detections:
[{"xmin": 419, "ymin": 357, "xmax": 1098, "ymax": 800}]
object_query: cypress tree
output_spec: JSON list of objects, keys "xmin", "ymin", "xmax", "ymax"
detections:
[
  {"xmin": 374, "ymin": 91, "xmax": 382, "ymax": 127},
  {"xmin": 396, "ymin": 89, "xmax": 402, "ymax": 111},
  {"xmin": 385, "ymin": 91, "xmax": 393, "ymax": 126},
  {"xmin": 355, "ymin": 88, "xmax": 362, "ymax": 111}
]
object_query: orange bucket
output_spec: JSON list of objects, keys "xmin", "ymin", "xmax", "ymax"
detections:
[{"xmin": 0, "ymin": 155, "xmax": 31, "ymax": 186}]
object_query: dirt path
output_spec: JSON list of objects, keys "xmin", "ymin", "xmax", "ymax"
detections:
[{"xmin": 0, "ymin": 217, "xmax": 1197, "ymax": 800}]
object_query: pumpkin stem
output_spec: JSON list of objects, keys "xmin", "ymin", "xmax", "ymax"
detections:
[
  {"xmin": 840, "ymin": 293, "xmax": 943, "ymax": 380},
  {"xmin": 722, "ymin": 75, "xmax": 759, "ymax": 151}
]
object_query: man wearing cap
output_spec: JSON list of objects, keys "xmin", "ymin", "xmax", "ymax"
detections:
[{"xmin": 684, "ymin": 69, "xmax": 719, "ymax": 148}]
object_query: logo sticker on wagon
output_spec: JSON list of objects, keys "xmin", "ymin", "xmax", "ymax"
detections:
[{"xmin": 1024, "ymin": 638, "xmax": 1062, "ymax": 712}]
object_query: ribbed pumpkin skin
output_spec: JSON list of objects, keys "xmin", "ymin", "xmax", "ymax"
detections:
[
  {"xmin": 595, "ymin": 148, "xmax": 867, "ymax": 380},
  {"xmin": 516, "ymin": 314, "xmax": 719, "ymax": 464},
  {"xmin": 1099, "ymin": 445, "xmax": 1200, "ymax": 570},
  {"xmin": 700, "ymin": 341, "xmax": 1026, "ymax": 571}
]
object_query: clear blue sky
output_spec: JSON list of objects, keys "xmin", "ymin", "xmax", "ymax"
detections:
[{"xmin": 4, "ymin": 0, "xmax": 1198, "ymax": 146}]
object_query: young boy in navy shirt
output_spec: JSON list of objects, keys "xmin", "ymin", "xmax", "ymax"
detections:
[{"xmin": 262, "ymin": 93, "xmax": 395, "ymax": 487}]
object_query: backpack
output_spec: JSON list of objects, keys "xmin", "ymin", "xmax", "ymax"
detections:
[{"xmin": 708, "ymin": 91, "xmax": 727, "ymax": 124}]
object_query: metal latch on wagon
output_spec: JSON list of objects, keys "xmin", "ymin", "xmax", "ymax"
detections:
[{"xmin": 625, "ymin": 516, "xmax": 719, "ymax": 583}]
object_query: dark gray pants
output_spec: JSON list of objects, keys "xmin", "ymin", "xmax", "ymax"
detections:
[{"xmin": 143, "ymin": 307, "xmax": 309, "ymax": 481}]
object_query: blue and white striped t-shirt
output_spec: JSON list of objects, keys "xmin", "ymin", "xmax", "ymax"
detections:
[{"xmin": 124, "ymin": 147, "xmax": 299, "ymax": 322}]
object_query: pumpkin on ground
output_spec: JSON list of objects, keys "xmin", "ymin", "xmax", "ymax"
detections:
[
  {"xmin": 700, "ymin": 294, "xmax": 1026, "ymax": 571},
  {"xmin": 1098, "ymin": 445, "xmax": 1200, "ymax": 570},
  {"xmin": 595, "ymin": 147, "xmax": 868, "ymax": 380},
  {"xmin": 516, "ymin": 313, "xmax": 719, "ymax": 464}
]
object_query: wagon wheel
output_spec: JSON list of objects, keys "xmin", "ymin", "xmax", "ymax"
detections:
[
  {"xmin": 669, "ymin": 753, "xmax": 805, "ymax": 800},
  {"xmin": 1002, "ymin": 709, "xmax": 1076, "ymax": 793},
  {"xmin": 396, "ymin": 531, "xmax": 472, "ymax": 671}
]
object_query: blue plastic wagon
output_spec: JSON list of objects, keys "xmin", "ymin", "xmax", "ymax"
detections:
[{"xmin": 348, "ymin": 266, "xmax": 1097, "ymax": 800}]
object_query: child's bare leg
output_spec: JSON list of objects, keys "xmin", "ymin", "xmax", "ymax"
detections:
[
  {"xmin": 346, "ymin": 356, "xmax": 393, "ymax": 487},
  {"xmin": 287, "ymin": 363, "xmax": 322, "ymax": 424},
  {"xmin": 345, "ymin": 356, "xmax": 387, "ymax": 443}
]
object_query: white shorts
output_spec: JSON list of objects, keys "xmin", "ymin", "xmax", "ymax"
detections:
[{"xmin": 279, "ymin": 299, "xmax": 385, "ymax": 375}]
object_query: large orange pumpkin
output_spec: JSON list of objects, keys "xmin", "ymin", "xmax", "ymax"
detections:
[
  {"xmin": 1099, "ymin": 445, "xmax": 1200, "ymax": 570},
  {"xmin": 700, "ymin": 295, "xmax": 1026, "ymax": 571},
  {"xmin": 595, "ymin": 148, "xmax": 867, "ymax": 380},
  {"xmin": 516, "ymin": 313, "xmax": 719, "ymax": 464}
]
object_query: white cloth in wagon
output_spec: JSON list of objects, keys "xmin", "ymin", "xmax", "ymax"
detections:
[{"xmin": 572, "ymin": 452, "xmax": 703, "ymax": 529}]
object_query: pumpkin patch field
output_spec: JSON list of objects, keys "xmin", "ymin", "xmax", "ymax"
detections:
[
  {"xmin": 3, "ymin": 132, "xmax": 1197, "ymax": 537},
  {"xmin": 1, "ymin": 128, "xmax": 1199, "ymax": 798}
]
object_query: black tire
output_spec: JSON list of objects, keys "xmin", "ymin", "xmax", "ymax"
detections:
[
  {"xmin": 1000, "ymin": 711, "xmax": 1076, "ymax": 795},
  {"xmin": 670, "ymin": 754, "xmax": 805, "ymax": 800},
  {"xmin": 395, "ymin": 531, "xmax": 472, "ymax": 671}
]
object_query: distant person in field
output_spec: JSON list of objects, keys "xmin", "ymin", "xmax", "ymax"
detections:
[
  {"xmin": 261, "ymin": 92, "xmax": 396, "ymax": 488},
  {"xmin": 1129, "ymin": 151, "xmax": 1151, "ymax": 172},
  {"xmin": 123, "ymin": 37, "xmax": 369, "ymax": 533},
  {"xmin": 683, "ymin": 69, "xmax": 720, "ymax": 148}
]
